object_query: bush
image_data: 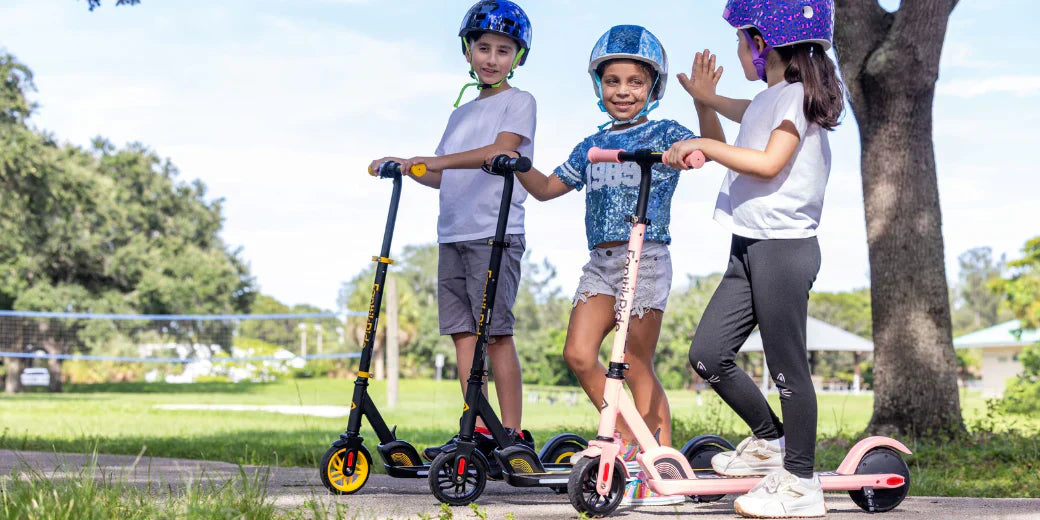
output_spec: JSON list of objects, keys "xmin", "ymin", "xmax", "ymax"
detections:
[{"xmin": 1000, "ymin": 342, "xmax": 1040, "ymax": 414}]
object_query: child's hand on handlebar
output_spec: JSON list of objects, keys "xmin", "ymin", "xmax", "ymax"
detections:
[
  {"xmin": 483, "ymin": 150, "xmax": 520, "ymax": 166},
  {"xmin": 369, "ymin": 156, "xmax": 406, "ymax": 176},
  {"xmin": 663, "ymin": 139, "xmax": 705, "ymax": 170}
]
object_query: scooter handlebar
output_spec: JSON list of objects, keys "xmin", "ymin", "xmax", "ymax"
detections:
[
  {"xmin": 586, "ymin": 147, "xmax": 705, "ymax": 169},
  {"xmin": 368, "ymin": 161, "xmax": 427, "ymax": 178},
  {"xmin": 587, "ymin": 147, "xmax": 623, "ymax": 164},
  {"xmin": 486, "ymin": 154, "xmax": 532, "ymax": 175}
]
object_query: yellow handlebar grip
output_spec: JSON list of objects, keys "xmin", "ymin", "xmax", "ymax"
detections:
[
  {"xmin": 368, "ymin": 165, "xmax": 377, "ymax": 177},
  {"xmin": 411, "ymin": 164, "xmax": 427, "ymax": 177}
]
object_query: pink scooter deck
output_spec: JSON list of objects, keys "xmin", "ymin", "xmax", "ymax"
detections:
[{"xmin": 645, "ymin": 436, "xmax": 911, "ymax": 496}]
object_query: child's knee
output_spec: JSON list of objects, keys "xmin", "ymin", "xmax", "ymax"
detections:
[
  {"xmin": 563, "ymin": 345, "xmax": 595, "ymax": 374},
  {"xmin": 689, "ymin": 343, "xmax": 723, "ymax": 383}
]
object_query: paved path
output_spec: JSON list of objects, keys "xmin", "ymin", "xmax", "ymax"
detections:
[{"xmin": 2, "ymin": 450, "xmax": 1038, "ymax": 519}]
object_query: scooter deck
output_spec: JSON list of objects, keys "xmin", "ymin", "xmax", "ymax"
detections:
[
  {"xmin": 647, "ymin": 470, "xmax": 907, "ymax": 496},
  {"xmin": 502, "ymin": 463, "xmax": 574, "ymax": 488}
]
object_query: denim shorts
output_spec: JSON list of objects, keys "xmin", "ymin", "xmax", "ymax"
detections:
[
  {"xmin": 438, "ymin": 234, "xmax": 525, "ymax": 336},
  {"xmin": 572, "ymin": 242, "xmax": 672, "ymax": 318}
]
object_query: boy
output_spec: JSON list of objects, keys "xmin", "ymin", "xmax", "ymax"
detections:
[{"xmin": 368, "ymin": 0, "xmax": 535, "ymax": 461}]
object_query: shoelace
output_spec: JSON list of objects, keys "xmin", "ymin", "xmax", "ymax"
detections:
[{"xmin": 723, "ymin": 437, "xmax": 757, "ymax": 473}]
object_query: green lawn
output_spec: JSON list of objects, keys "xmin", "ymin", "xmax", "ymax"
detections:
[{"xmin": 2, "ymin": 379, "xmax": 1037, "ymax": 497}]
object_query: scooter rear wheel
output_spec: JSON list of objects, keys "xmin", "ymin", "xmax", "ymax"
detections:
[
  {"xmin": 429, "ymin": 451, "xmax": 488, "ymax": 506},
  {"xmin": 568, "ymin": 456, "xmax": 625, "ymax": 517},
  {"xmin": 544, "ymin": 439, "xmax": 585, "ymax": 465},
  {"xmin": 683, "ymin": 437, "xmax": 733, "ymax": 503},
  {"xmin": 319, "ymin": 444, "xmax": 371, "ymax": 495},
  {"xmin": 848, "ymin": 447, "xmax": 911, "ymax": 513}
]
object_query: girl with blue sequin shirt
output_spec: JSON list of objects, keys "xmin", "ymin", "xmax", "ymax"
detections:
[{"xmin": 488, "ymin": 25, "xmax": 699, "ymax": 507}]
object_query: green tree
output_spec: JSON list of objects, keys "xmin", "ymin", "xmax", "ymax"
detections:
[
  {"xmin": 992, "ymin": 236, "xmax": 1040, "ymax": 413},
  {"xmin": 338, "ymin": 244, "xmax": 443, "ymax": 379},
  {"xmin": 657, "ymin": 273, "xmax": 723, "ymax": 390},
  {"xmin": 992, "ymin": 237, "xmax": 1040, "ymax": 330},
  {"xmin": 951, "ymin": 247, "xmax": 1011, "ymax": 335},
  {"xmin": 1, "ymin": 54, "xmax": 255, "ymax": 392},
  {"xmin": 84, "ymin": 0, "xmax": 139, "ymax": 11},
  {"xmin": 512, "ymin": 254, "xmax": 573, "ymax": 387}
]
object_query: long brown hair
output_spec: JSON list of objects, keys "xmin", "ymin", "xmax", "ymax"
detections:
[{"xmin": 750, "ymin": 28, "xmax": 845, "ymax": 130}]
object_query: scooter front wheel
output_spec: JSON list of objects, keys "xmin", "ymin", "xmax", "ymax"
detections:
[
  {"xmin": 428, "ymin": 451, "xmax": 488, "ymax": 506},
  {"xmin": 567, "ymin": 456, "xmax": 625, "ymax": 517},
  {"xmin": 848, "ymin": 447, "xmax": 911, "ymax": 513},
  {"xmin": 319, "ymin": 444, "xmax": 372, "ymax": 495}
]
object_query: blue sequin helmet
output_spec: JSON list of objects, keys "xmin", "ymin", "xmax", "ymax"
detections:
[
  {"xmin": 459, "ymin": 0, "xmax": 532, "ymax": 66},
  {"xmin": 588, "ymin": 25, "xmax": 668, "ymax": 102},
  {"xmin": 723, "ymin": 0, "xmax": 833, "ymax": 50}
]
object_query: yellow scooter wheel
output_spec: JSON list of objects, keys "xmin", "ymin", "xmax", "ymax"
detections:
[{"xmin": 320, "ymin": 444, "xmax": 372, "ymax": 495}]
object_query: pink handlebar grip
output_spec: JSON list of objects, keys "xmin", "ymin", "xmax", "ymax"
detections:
[
  {"xmin": 587, "ymin": 147, "xmax": 623, "ymax": 164},
  {"xmin": 684, "ymin": 150, "xmax": 706, "ymax": 169}
]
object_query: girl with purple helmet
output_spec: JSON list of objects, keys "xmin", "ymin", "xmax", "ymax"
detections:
[{"xmin": 663, "ymin": 0, "xmax": 844, "ymax": 517}]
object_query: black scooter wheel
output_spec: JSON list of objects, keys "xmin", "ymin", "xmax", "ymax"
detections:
[
  {"xmin": 848, "ymin": 447, "xmax": 911, "ymax": 513},
  {"xmin": 429, "ymin": 451, "xmax": 488, "ymax": 506},
  {"xmin": 319, "ymin": 444, "xmax": 371, "ymax": 495},
  {"xmin": 684, "ymin": 438, "xmax": 732, "ymax": 503},
  {"xmin": 568, "ymin": 456, "xmax": 625, "ymax": 517},
  {"xmin": 544, "ymin": 439, "xmax": 585, "ymax": 465}
]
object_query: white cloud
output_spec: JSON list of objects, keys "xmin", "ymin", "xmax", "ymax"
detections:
[{"xmin": 938, "ymin": 76, "xmax": 1040, "ymax": 97}]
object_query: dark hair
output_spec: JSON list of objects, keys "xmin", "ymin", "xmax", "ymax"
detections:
[
  {"xmin": 596, "ymin": 58, "xmax": 662, "ymax": 99},
  {"xmin": 748, "ymin": 29, "xmax": 845, "ymax": 130}
]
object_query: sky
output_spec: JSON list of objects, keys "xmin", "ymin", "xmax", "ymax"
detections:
[{"xmin": 0, "ymin": 0, "xmax": 1035, "ymax": 312}]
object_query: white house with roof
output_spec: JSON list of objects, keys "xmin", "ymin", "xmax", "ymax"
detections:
[{"xmin": 954, "ymin": 320, "xmax": 1039, "ymax": 397}]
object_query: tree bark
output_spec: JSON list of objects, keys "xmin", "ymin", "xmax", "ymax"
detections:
[
  {"xmin": 4, "ymin": 325, "xmax": 25, "ymax": 393},
  {"xmin": 38, "ymin": 320, "xmax": 63, "ymax": 393},
  {"xmin": 835, "ymin": 0, "xmax": 964, "ymax": 438},
  {"xmin": 4, "ymin": 356, "xmax": 23, "ymax": 393}
]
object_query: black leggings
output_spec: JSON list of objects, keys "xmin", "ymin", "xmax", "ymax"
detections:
[{"xmin": 690, "ymin": 235, "xmax": 820, "ymax": 478}]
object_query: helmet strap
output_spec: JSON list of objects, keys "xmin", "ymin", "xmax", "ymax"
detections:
[
  {"xmin": 595, "ymin": 72, "xmax": 661, "ymax": 130},
  {"xmin": 745, "ymin": 29, "xmax": 773, "ymax": 83}
]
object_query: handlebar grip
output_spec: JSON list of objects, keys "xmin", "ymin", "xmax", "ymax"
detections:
[
  {"xmin": 684, "ymin": 150, "xmax": 706, "ymax": 169},
  {"xmin": 587, "ymin": 147, "xmax": 623, "ymax": 164},
  {"xmin": 372, "ymin": 161, "xmax": 427, "ymax": 178},
  {"xmin": 487, "ymin": 154, "xmax": 532, "ymax": 174}
]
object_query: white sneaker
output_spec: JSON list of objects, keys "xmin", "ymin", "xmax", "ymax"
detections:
[
  {"xmin": 733, "ymin": 469, "xmax": 826, "ymax": 518},
  {"xmin": 620, "ymin": 471, "xmax": 686, "ymax": 506},
  {"xmin": 711, "ymin": 436, "xmax": 784, "ymax": 476}
]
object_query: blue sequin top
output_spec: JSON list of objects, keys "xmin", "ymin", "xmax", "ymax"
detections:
[{"xmin": 554, "ymin": 120, "xmax": 696, "ymax": 250}]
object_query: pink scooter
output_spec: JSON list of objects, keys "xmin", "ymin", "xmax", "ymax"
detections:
[{"xmin": 566, "ymin": 148, "xmax": 912, "ymax": 517}]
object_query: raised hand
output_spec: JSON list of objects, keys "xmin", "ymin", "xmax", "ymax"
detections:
[{"xmin": 676, "ymin": 49, "xmax": 723, "ymax": 104}]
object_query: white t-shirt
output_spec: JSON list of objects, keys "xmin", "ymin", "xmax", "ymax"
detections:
[
  {"xmin": 714, "ymin": 81, "xmax": 831, "ymax": 239},
  {"xmin": 435, "ymin": 87, "xmax": 536, "ymax": 243}
]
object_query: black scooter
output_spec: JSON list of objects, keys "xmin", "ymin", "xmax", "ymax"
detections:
[{"xmin": 320, "ymin": 157, "xmax": 585, "ymax": 497}]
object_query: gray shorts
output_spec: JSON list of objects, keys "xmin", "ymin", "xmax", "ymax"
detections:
[
  {"xmin": 438, "ymin": 234, "xmax": 525, "ymax": 336},
  {"xmin": 573, "ymin": 242, "xmax": 672, "ymax": 318}
]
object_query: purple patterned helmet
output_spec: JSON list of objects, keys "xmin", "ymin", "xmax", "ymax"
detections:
[{"xmin": 723, "ymin": 0, "xmax": 833, "ymax": 50}]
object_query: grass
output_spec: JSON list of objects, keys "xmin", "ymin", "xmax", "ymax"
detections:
[
  {"xmin": 0, "ymin": 453, "xmax": 278, "ymax": 520},
  {"xmin": 1, "ymin": 379, "xmax": 1038, "ymax": 500}
]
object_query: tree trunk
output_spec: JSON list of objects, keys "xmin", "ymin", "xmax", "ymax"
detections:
[
  {"xmin": 38, "ymin": 320, "xmax": 63, "ymax": 393},
  {"xmin": 835, "ymin": 0, "xmax": 964, "ymax": 438},
  {"xmin": 4, "ymin": 356, "xmax": 24, "ymax": 393},
  {"xmin": 4, "ymin": 324, "xmax": 25, "ymax": 393}
]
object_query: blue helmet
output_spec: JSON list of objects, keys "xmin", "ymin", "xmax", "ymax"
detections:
[
  {"xmin": 588, "ymin": 25, "xmax": 668, "ymax": 102},
  {"xmin": 459, "ymin": 1, "xmax": 532, "ymax": 66}
]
